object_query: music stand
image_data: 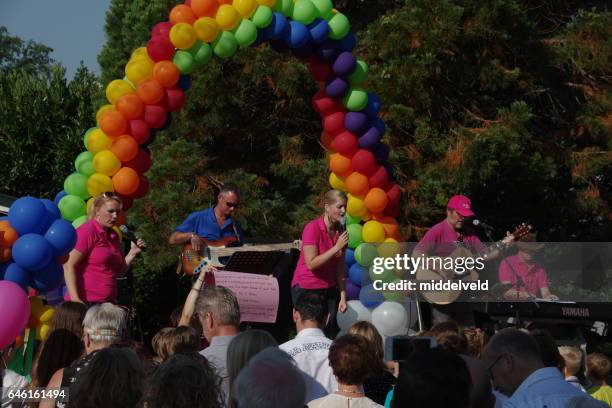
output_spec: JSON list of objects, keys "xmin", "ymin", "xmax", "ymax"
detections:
[{"xmin": 223, "ymin": 251, "xmax": 284, "ymax": 275}]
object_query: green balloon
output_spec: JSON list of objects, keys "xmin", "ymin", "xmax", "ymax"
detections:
[
  {"xmin": 343, "ymin": 87, "xmax": 368, "ymax": 111},
  {"xmin": 83, "ymin": 128, "xmax": 95, "ymax": 148},
  {"xmin": 348, "ymin": 60, "xmax": 368, "ymax": 85},
  {"xmin": 173, "ymin": 50, "xmax": 196, "ymax": 74},
  {"xmin": 272, "ymin": 0, "xmax": 294, "ymax": 16},
  {"xmin": 292, "ymin": 0, "xmax": 317, "ymax": 25},
  {"xmin": 346, "ymin": 213, "xmax": 361, "ymax": 225},
  {"xmin": 64, "ymin": 173, "xmax": 90, "ymax": 200},
  {"xmin": 213, "ymin": 32, "xmax": 238, "ymax": 59},
  {"xmin": 369, "ymin": 263, "xmax": 396, "ymax": 284},
  {"xmin": 189, "ymin": 41, "xmax": 213, "ymax": 66},
  {"xmin": 312, "ymin": 0, "xmax": 333, "ymax": 20},
  {"xmin": 252, "ymin": 6, "xmax": 273, "ymax": 28},
  {"xmin": 75, "ymin": 151, "xmax": 93, "ymax": 171},
  {"xmin": 328, "ymin": 12, "xmax": 350, "ymax": 40},
  {"xmin": 234, "ymin": 19, "xmax": 258, "ymax": 48},
  {"xmin": 347, "ymin": 223, "xmax": 363, "ymax": 249},
  {"xmin": 72, "ymin": 215, "xmax": 88, "ymax": 229},
  {"xmin": 355, "ymin": 243, "xmax": 378, "ymax": 267},
  {"xmin": 59, "ymin": 194, "xmax": 87, "ymax": 222}
]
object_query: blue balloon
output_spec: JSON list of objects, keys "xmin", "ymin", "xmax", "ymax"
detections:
[
  {"xmin": 54, "ymin": 191, "xmax": 67, "ymax": 206},
  {"xmin": 252, "ymin": 29, "xmax": 267, "ymax": 46},
  {"xmin": 315, "ymin": 41, "xmax": 339, "ymax": 62},
  {"xmin": 8, "ymin": 196, "xmax": 48, "ymax": 235},
  {"xmin": 308, "ymin": 18, "xmax": 329, "ymax": 44},
  {"xmin": 263, "ymin": 13, "xmax": 289, "ymax": 40},
  {"xmin": 4, "ymin": 262, "xmax": 30, "ymax": 291},
  {"xmin": 344, "ymin": 248, "xmax": 356, "ymax": 266},
  {"xmin": 40, "ymin": 198, "xmax": 61, "ymax": 231},
  {"xmin": 46, "ymin": 285, "xmax": 66, "ymax": 306},
  {"xmin": 284, "ymin": 21, "xmax": 310, "ymax": 48},
  {"xmin": 336, "ymin": 31, "xmax": 356, "ymax": 52},
  {"xmin": 12, "ymin": 233, "xmax": 53, "ymax": 271},
  {"xmin": 349, "ymin": 262, "xmax": 366, "ymax": 286},
  {"xmin": 44, "ymin": 219, "xmax": 77, "ymax": 256},
  {"xmin": 177, "ymin": 75, "xmax": 192, "ymax": 91},
  {"xmin": 362, "ymin": 93, "xmax": 382, "ymax": 118},
  {"xmin": 31, "ymin": 259, "xmax": 63, "ymax": 292},
  {"xmin": 359, "ymin": 283, "xmax": 384, "ymax": 308}
]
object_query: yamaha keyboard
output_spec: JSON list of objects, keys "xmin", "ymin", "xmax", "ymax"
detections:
[{"xmin": 484, "ymin": 301, "xmax": 612, "ymax": 324}]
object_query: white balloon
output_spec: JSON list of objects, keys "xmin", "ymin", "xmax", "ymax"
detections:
[
  {"xmin": 371, "ymin": 301, "xmax": 409, "ymax": 337},
  {"xmin": 336, "ymin": 300, "xmax": 372, "ymax": 331}
]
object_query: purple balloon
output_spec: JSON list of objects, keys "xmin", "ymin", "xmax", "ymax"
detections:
[
  {"xmin": 344, "ymin": 112, "xmax": 369, "ymax": 135},
  {"xmin": 308, "ymin": 18, "xmax": 329, "ymax": 43},
  {"xmin": 345, "ymin": 280, "xmax": 360, "ymax": 301},
  {"xmin": 373, "ymin": 143, "xmax": 390, "ymax": 163},
  {"xmin": 332, "ymin": 51, "xmax": 356, "ymax": 77},
  {"xmin": 46, "ymin": 285, "xmax": 65, "ymax": 306},
  {"xmin": 358, "ymin": 126, "xmax": 382, "ymax": 149},
  {"xmin": 325, "ymin": 76, "xmax": 348, "ymax": 99},
  {"xmin": 0, "ymin": 280, "xmax": 30, "ymax": 349}
]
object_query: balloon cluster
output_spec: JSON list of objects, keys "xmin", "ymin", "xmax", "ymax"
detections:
[
  {"xmin": 337, "ymin": 299, "xmax": 418, "ymax": 338},
  {"xmin": 28, "ymin": 297, "xmax": 56, "ymax": 341}
]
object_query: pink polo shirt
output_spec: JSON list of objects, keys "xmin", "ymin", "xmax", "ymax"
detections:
[
  {"xmin": 292, "ymin": 217, "xmax": 339, "ymax": 289},
  {"xmin": 498, "ymin": 254, "xmax": 548, "ymax": 296},
  {"xmin": 414, "ymin": 220, "xmax": 486, "ymax": 256},
  {"xmin": 64, "ymin": 219, "xmax": 126, "ymax": 303}
]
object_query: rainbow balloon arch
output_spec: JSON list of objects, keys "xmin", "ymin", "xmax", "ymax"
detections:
[{"xmin": 0, "ymin": 0, "xmax": 414, "ymax": 349}]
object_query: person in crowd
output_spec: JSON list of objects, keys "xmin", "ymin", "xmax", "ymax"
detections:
[
  {"xmin": 463, "ymin": 327, "xmax": 488, "ymax": 359},
  {"xmin": 291, "ymin": 189, "xmax": 349, "ymax": 336},
  {"xmin": 31, "ymin": 301, "xmax": 88, "ymax": 388},
  {"xmin": 308, "ymin": 334, "xmax": 383, "ymax": 408},
  {"xmin": 68, "ymin": 347, "xmax": 143, "ymax": 408},
  {"xmin": 227, "ymin": 330, "xmax": 278, "ymax": 408},
  {"xmin": 559, "ymin": 346, "xmax": 587, "ymax": 392},
  {"xmin": 392, "ymin": 347, "xmax": 472, "ymax": 408},
  {"xmin": 461, "ymin": 355, "xmax": 496, "ymax": 408},
  {"xmin": 348, "ymin": 321, "xmax": 396, "ymax": 405},
  {"xmin": 279, "ymin": 292, "xmax": 335, "ymax": 402},
  {"xmin": 110, "ymin": 337, "xmax": 155, "ymax": 376},
  {"xmin": 195, "ymin": 285, "xmax": 240, "ymax": 406},
  {"xmin": 482, "ymin": 328, "xmax": 598, "ymax": 407},
  {"xmin": 63, "ymin": 192, "xmax": 145, "ymax": 304},
  {"xmin": 232, "ymin": 347, "xmax": 306, "ymax": 408},
  {"xmin": 1, "ymin": 341, "xmax": 29, "ymax": 408},
  {"xmin": 586, "ymin": 353, "xmax": 612, "ymax": 405},
  {"xmin": 499, "ymin": 233, "xmax": 558, "ymax": 300},
  {"xmin": 152, "ymin": 326, "xmax": 201, "ymax": 366},
  {"xmin": 529, "ymin": 328, "xmax": 563, "ymax": 368},
  {"xmin": 151, "ymin": 327, "xmax": 175, "ymax": 365},
  {"xmin": 145, "ymin": 353, "xmax": 223, "ymax": 408},
  {"xmin": 40, "ymin": 303, "xmax": 126, "ymax": 408}
]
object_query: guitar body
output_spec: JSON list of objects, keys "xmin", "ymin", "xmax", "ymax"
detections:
[{"xmin": 181, "ymin": 236, "xmax": 238, "ymax": 276}]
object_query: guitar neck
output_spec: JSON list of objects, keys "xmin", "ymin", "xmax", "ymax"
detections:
[{"xmin": 211, "ymin": 243, "xmax": 297, "ymax": 257}]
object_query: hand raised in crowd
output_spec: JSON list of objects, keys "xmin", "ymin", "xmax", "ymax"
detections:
[
  {"xmin": 338, "ymin": 298, "xmax": 347, "ymax": 313},
  {"xmin": 334, "ymin": 231, "xmax": 349, "ymax": 252}
]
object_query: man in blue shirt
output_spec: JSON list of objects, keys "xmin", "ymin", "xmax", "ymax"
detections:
[{"xmin": 169, "ymin": 183, "xmax": 243, "ymax": 251}]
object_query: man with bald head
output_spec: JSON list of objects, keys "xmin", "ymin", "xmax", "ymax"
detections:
[{"xmin": 482, "ymin": 328, "xmax": 604, "ymax": 407}]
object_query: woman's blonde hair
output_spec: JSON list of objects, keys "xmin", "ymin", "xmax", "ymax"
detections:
[
  {"xmin": 88, "ymin": 193, "xmax": 122, "ymax": 220},
  {"xmin": 348, "ymin": 321, "xmax": 387, "ymax": 373},
  {"xmin": 323, "ymin": 189, "xmax": 347, "ymax": 206}
]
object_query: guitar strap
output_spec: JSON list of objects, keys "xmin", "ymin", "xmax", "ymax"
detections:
[{"xmin": 232, "ymin": 219, "xmax": 241, "ymax": 243}]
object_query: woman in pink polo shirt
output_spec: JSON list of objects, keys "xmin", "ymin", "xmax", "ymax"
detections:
[
  {"xmin": 291, "ymin": 190, "xmax": 349, "ymax": 330},
  {"xmin": 63, "ymin": 193, "xmax": 145, "ymax": 304}
]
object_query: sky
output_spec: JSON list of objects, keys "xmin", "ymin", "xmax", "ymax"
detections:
[{"xmin": 0, "ymin": 0, "xmax": 110, "ymax": 79}]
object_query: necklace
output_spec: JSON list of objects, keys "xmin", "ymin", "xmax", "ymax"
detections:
[{"xmin": 336, "ymin": 386, "xmax": 364, "ymax": 395}]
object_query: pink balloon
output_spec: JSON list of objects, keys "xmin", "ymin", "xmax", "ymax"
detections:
[{"xmin": 0, "ymin": 281, "xmax": 30, "ymax": 349}]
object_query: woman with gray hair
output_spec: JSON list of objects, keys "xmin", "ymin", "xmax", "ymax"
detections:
[{"xmin": 39, "ymin": 303, "xmax": 126, "ymax": 408}]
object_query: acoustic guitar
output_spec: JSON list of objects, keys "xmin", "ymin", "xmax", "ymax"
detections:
[
  {"xmin": 181, "ymin": 237, "xmax": 301, "ymax": 276},
  {"xmin": 415, "ymin": 223, "xmax": 532, "ymax": 305}
]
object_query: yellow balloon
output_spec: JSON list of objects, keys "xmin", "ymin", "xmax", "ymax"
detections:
[
  {"xmin": 86, "ymin": 129, "xmax": 112, "ymax": 153},
  {"xmin": 125, "ymin": 57, "xmax": 153, "ymax": 84},
  {"xmin": 106, "ymin": 79, "xmax": 135, "ymax": 104},
  {"xmin": 87, "ymin": 173, "xmax": 114, "ymax": 197},
  {"xmin": 29, "ymin": 297, "xmax": 45, "ymax": 319},
  {"xmin": 169, "ymin": 22, "xmax": 198, "ymax": 50},
  {"xmin": 37, "ymin": 324, "xmax": 50, "ymax": 341},
  {"xmin": 377, "ymin": 237, "xmax": 399, "ymax": 258},
  {"xmin": 347, "ymin": 194, "xmax": 366, "ymax": 217},
  {"xmin": 256, "ymin": 0, "xmax": 276, "ymax": 6},
  {"xmin": 87, "ymin": 197, "xmax": 95, "ymax": 212},
  {"xmin": 329, "ymin": 172, "xmax": 346, "ymax": 191},
  {"xmin": 194, "ymin": 17, "xmax": 220, "ymax": 43},
  {"xmin": 96, "ymin": 104, "xmax": 114, "ymax": 125},
  {"xmin": 93, "ymin": 150, "xmax": 122, "ymax": 176},
  {"xmin": 233, "ymin": 0, "xmax": 257, "ymax": 17},
  {"xmin": 131, "ymin": 47, "xmax": 153, "ymax": 64},
  {"xmin": 38, "ymin": 306, "xmax": 55, "ymax": 323},
  {"xmin": 216, "ymin": 4, "xmax": 241, "ymax": 31},
  {"xmin": 362, "ymin": 220, "xmax": 386, "ymax": 243}
]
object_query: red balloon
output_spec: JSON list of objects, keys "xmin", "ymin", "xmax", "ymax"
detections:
[
  {"xmin": 309, "ymin": 59, "xmax": 333, "ymax": 82},
  {"xmin": 331, "ymin": 131, "xmax": 358, "ymax": 156},
  {"xmin": 368, "ymin": 166, "xmax": 389, "ymax": 189},
  {"xmin": 117, "ymin": 195, "xmax": 134, "ymax": 211},
  {"xmin": 387, "ymin": 183, "xmax": 401, "ymax": 204},
  {"xmin": 129, "ymin": 175, "xmax": 150, "ymax": 199},
  {"xmin": 147, "ymin": 36, "xmax": 175, "ymax": 62},
  {"xmin": 163, "ymin": 87, "xmax": 186, "ymax": 112},
  {"xmin": 152, "ymin": 21, "xmax": 173, "ymax": 38},
  {"xmin": 142, "ymin": 104, "xmax": 167, "ymax": 129},
  {"xmin": 312, "ymin": 88, "xmax": 343, "ymax": 115},
  {"xmin": 383, "ymin": 201, "xmax": 401, "ymax": 218},
  {"xmin": 351, "ymin": 149, "xmax": 376, "ymax": 176},
  {"xmin": 127, "ymin": 119, "xmax": 151, "ymax": 145},
  {"xmin": 323, "ymin": 111, "xmax": 345, "ymax": 135},
  {"xmin": 125, "ymin": 148, "xmax": 152, "ymax": 174}
]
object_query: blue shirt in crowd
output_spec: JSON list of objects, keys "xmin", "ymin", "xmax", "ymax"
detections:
[{"xmin": 175, "ymin": 207, "xmax": 243, "ymax": 241}]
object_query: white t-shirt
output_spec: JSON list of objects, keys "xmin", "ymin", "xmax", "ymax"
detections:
[
  {"xmin": 308, "ymin": 393, "xmax": 383, "ymax": 408},
  {"xmin": 2, "ymin": 369, "xmax": 29, "ymax": 408},
  {"xmin": 280, "ymin": 328, "xmax": 337, "ymax": 402}
]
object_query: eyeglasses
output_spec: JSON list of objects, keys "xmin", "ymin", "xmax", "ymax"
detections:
[
  {"xmin": 223, "ymin": 198, "xmax": 239, "ymax": 208},
  {"xmin": 102, "ymin": 191, "xmax": 119, "ymax": 199}
]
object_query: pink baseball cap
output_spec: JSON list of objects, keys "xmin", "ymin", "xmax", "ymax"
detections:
[{"xmin": 447, "ymin": 195, "xmax": 475, "ymax": 217}]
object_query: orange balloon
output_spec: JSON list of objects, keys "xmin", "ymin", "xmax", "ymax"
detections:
[
  {"xmin": 115, "ymin": 93, "xmax": 144, "ymax": 119},
  {"xmin": 329, "ymin": 153, "xmax": 352, "ymax": 177},
  {"xmin": 364, "ymin": 187, "xmax": 389, "ymax": 213},
  {"xmin": 217, "ymin": 0, "xmax": 232, "ymax": 4},
  {"xmin": 170, "ymin": 4, "xmax": 196, "ymax": 24},
  {"xmin": 136, "ymin": 79, "xmax": 165, "ymax": 104},
  {"xmin": 99, "ymin": 110, "xmax": 128, "ymax": 137},
  {"xmin": 111, "ymin": 135, "xmax": 139, "ymax": 162},
  {"xmin": 153, "ymin": 61, "xmax": 180, "ymax": 88},
  {"xmin": 191, "ymin": 0, "xmax": 218, "ymax": 17},
  {"xmin": 320, "ymin": 131, "xmax": 335, "ymax": 151},
  {"xmin": 0, "ymin": 220, "xmax": 19, "ymax": 247},
  {"xmin": 345, "ymin": 172, "xmax": 369, "ymax": 196},
  {"xmin": 0, "ymin": 247, "xmax": 11, "ymax": 262},
  {"xmin": 113, "ymin": 167, "xmax": 141, "ymax": 195},
  {"xmin": 379, "ymin": 216, "xmax": 399, "ymax": 238}
]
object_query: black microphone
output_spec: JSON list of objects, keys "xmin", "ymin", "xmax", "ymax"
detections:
[
  {"xmin": 472, "ymin": 219, "xmax": 494, "ymax": 230},
  {"xmin": 119, "ymin": 225, "xmax": 144, "ymax": 249}
]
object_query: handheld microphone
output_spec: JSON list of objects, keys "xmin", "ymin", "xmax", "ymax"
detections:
[
  {"xmin": 119, "ymin": 225, "xmax": 144, "ymax": 249},
  {"xmin": 472, "ymin": 219, "xmax": 494, "ymax": 230}
]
